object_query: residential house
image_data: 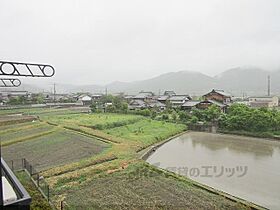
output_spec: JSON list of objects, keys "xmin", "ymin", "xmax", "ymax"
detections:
[
  {"xmin": 169, "ymin": 95, "xmax": 192, "ymax": 108},
  {"xmin": 78, "ymin": 94, "xmax": 92, "ymax": 106},
  {"xmin": 203, "ymin": 89, "xmax": 232, "ymax": 104},
  {"xmin": 128, "ymin": 99, "xmax": 147, "ymax": 110},
  {"xmin": 124, "ymin": 95, "xmax": 134, "ymax": 103},
  {"xmin": 249, "ymin": 96, "xmax": 279, "ymax": 108},
  {"xmin": 157, "ymin": 95, "xmax": 170, "ymax": 104},
  {"xmin": 182, "ymin": 99, "xmax": 227, "ymax": 112},
  {"xmin": 133, "ymin": 91, "xmax": 154, "ymax": 102},
  {"xmin": 91, "ymin": 94, "xmax": 102, "ymax": 101},
  {"xmin": 147, "ymin": 101, "xmax": 166, "ymax": 110},
  {"xmin": 43, "ymin": 93, "xmax": 70, "ymax": 103},
  {"xmin": 0, "ymin": 90, "xmax": 31, "ymax": 104},
  {"xmin": 157, "ymin": 90, "xmax": 176, "ymax": 104},
  {"xmin": 163, "ymin": 90, "xmax": 176, "ymax": 96},
  {"xmin": 128, "ymin": 99, "xmax": 166, "ymax": 111},
  {"xmin": 181, "ymin": 101, "xmax": 201, "ymax": 111},
  {"xmin": 196, "ymin": 99, "xmax": 227, "ymax": 112}
]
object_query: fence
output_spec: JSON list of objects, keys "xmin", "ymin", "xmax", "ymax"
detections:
[{"xmin": 7, "ymin": 158, "xmax": 55, "ymax": 208}]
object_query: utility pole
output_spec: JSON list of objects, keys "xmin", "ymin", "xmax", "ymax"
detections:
[
  {"xmin": 53, "ymin": 83, "xmax": 56, "ymax": 104},
  {"xmin": 268, "ymin": 75, "xmax": 271, "ymax": 96}
]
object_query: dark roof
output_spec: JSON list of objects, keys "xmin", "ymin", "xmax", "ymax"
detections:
[
  {"xmin": 148, "ymin": 101, "xmax": 166, "ymax": 108},
  {"xmin": 133, "ymin": 92, "xmax": 153, "ymax": 99},
  {"xmin": 169, "ymin": 95, "xmax": 191, "ymax": 101},
  {"xmin": 157, "ymin": 95, "xmax": 170, "ymax": 101},
  {"xmin": 204, "ymin": 89, "xmax": 231, "ymax": 97},
  {"xmin": 164, "ymin": 91, "xmax": 176, "ymax": 96},
  {"xmin": 201, "ymin": 99, "xmax": 226, "ymax": 107},
  {"xmin": 182, "ymin": 100, "xmax": 200, "ymax": 107},
  {"xmin": 129, "ymin": 100, "xmax": 146, "ymax": 106}
]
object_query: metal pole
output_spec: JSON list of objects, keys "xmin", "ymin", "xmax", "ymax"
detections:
[
  {"xmin": 61, "ymin": 200, "xmax": 64, "ymax": 210},
  {"xmin": 47, "ymin": 185, "xmax": 49, "ymax": 201},
  {"xmin": 37, "ymin": 174, "xmax": 40, "ymax": 187}
]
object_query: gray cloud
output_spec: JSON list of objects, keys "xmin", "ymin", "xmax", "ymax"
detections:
[{"xmin": 1, "ymin": 0, "xmax": 280, "ymax": 85}]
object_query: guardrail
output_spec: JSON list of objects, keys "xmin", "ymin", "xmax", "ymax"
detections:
[{"xmin": 1, "ymin": 158, "xmax": 31, "ymax": 209}]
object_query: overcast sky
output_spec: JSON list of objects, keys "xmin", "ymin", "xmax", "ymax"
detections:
[{"xmin": 1, "ymin": 0, "xmax": 280, "ymax": 85}]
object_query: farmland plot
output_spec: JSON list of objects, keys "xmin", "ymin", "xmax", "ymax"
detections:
[
  {"xmin": 105, "ymin": 119, "xmax": 186, "ymax": 147},
  {"xmin": 42, "ymin": 113, "xmax": 144, "ymax": 129},
  {"xmin": 0, "ymin": 121, "xmax": 36, "ymax": 131},
  {"xmin": 2, "ymin": 129, "xmax": 109, "ymax": 171},
  {"xmin": 0, "ymin": 122, "xmax": 54, "ymax": 143},
  {"xmin": 60, "ymin": 163, "xmax": 248, "ymax": 210}
]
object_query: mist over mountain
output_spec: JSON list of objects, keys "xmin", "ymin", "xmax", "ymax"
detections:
[{"xmin": 15, "ymin": 67, "xmax": 280, "ymax": 96}]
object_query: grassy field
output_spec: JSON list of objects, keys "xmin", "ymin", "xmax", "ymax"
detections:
[
  {"xmin": 105, "ymin": 119, "xmax": 186, "ymax": 147},
  {"xmin": 0, "ymin": 108, "xmax": 253, "ymax": 209},
  {"xmin": 42, "ymin": 113, "xmax": 144, "ymax": 129}
]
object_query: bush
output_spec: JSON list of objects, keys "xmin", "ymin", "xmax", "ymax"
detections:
[{"xmin": 161, "ymin": 114, "xmax": 169, "ymax": 120}]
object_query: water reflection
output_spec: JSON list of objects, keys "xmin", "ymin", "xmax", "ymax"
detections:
[
  {"xmin": 187, "ymin": 132, "xmax": 279, "ymax": 158},
  {"xmin": 146, "ymin": 132, "xmax": 280, "ymax": 210}
]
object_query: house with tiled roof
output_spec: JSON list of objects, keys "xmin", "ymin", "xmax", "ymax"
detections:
[
  {"xmin": 128, "ymin": 99, "xmax": 147, "ymax": 110},
  {"xmin": 169, "ymin": 95, "xmax": 192, "ymax": 108},
  {"xmin": 132, "ymin": 91, "xmax": 154, "ymax": 102},
  {"xmin": 203, "ymin": 89, "xmax": 232, "ymax": 104},
  {"xmin": 182, "ymin": 99, "xmax": 227, "ymax": 112}
]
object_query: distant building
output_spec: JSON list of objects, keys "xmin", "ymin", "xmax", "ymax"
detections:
[
  {"xmin": 128, "ymin": 99, "xmax": 166, "ymax": 110},
  {"xmin": 132, "ymin": 91, "xmax": 154, "ymax": 102},
  {"xmin": 43, "ymin": 93, "xmax": 69, "ymax": 102},
  {"xmin": 203, "ymin": 89, "xmax": 232, "ymax": 104},
  {"xmin": 147, "ymin": 101, "xmax": 166, "ymax": 110},
  {"xmin": 196, "ymin": 99, "xmax": 227, "ymax": 112},
  {"xmin": 182, "ymin": 99, "xmax": 227, "ymax": 112},
  {"xmin": 249, "ymin": 96, "xmax": 279, "ymax": 108},
  {"xmin": 163, "ymin": 90, "xmax": 176, "ymax": 96},
  {"xmin": 78, "ymin": 95, "xmax": 92, "ymax": 106},
  {"xmin": 157, "ymin": 90, "xmax": 176, "ymax": 104},
  {"xmin": 169, "ymin": 95, "xmax": 192, "ymax": 108},
  {"xmin": 128, "ymin": 99, "xmax": 147, "ymax": 110},
  {"xmin": 181, "ymin": 100, "xmax": 200, "ymax": 110},
  {"xmin": 157, "ymin": 95, "xmax": 170, "ymax": 104},
  {"xmin": 124, "ymin": 95, "xmax": 134, "ymax": 103},
  {"xmin": 91, "ymin": 94, "xmax": 102, "ymax": 101},
  {"xmin": 0, "ymin": 90, "xmax": 31, "ymax": 105}
]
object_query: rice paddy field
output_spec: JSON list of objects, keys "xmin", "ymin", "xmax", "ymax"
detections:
[{"xmin": 0, "ymin": 107, "xmax": 253, "ymax": 210}]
